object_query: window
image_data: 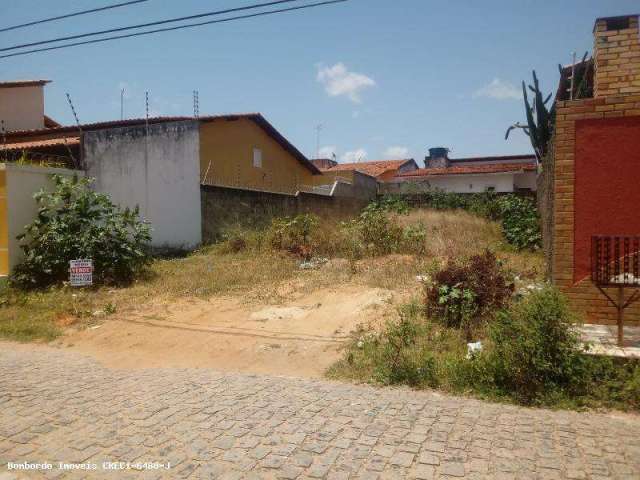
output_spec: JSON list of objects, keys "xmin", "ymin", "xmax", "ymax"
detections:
[
  {"xmin": 486, "ymin": 186, "xmax": 496, "ymax": 192},
  {"xmin": 252, "ymin": 148, "xmax": 262, "ymax": 168}
]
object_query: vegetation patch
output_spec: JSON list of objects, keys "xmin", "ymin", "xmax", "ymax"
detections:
[
  {"xmin": 329, "ymin": 285, "xmax": 640, "ymax": 411},
  {"xmin": 394, "ymin": 191, "xmax": 542, "ymax": 250}
]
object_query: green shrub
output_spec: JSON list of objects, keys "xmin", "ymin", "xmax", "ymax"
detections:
[
  {"xmin": 373, "ymin": 309, "xmax": 438, "ymax": 387},
  {"xmin": 495, "ymin": 195, "xmax": 541, "ymax": 250},
  {"xmin": 425, "ymin": 250, "xmax": 513, "ymax": 340},
  {"xmin": 341, "ymin": 203, "xmax": 404, "ymax": 258},
  {"xmin": 402, "ymin": 223, "xmax": 428, "ymax": 255},
  {"xmin": 267, "ymin": 214, "xmax": 318, "ymax": 259},
  {"xmin": 377, "ymin": 195, "xmax": 410, "ymax": 215},
  {"xmin": 11, "ymin": 175, "xmax": 151, "ymax": 289},
  {"xmin": 481, "ymin": 286, "xmax": 590, "ymax": 403}
]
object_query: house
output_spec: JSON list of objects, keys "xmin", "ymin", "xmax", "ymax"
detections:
[
  {"xmin": 382, "ymin": 148, "xmax": 537, "ymax": 194},
  {"xmin": 549, "ymin": 13, "xmax": 640, "ymax": 329},
  {"xmin": 1, "ymin": 80, "xmax": 365, "ymax": 260},
  {"xmin": 312, "ymin": 158, "xmax": 419, "ymax": 182}
]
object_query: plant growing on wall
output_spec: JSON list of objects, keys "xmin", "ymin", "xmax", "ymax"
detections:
[
  {"xmin": 11, "ymin": 175, "xmax": 152, "ymax": 289},
  {"xmin": 505, "ymin": 70, "xmax": 556, "ymax": 162}
]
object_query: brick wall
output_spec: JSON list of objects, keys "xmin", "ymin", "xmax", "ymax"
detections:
[
  {"xmin": 593, "ymin": 15, "xmax": 640, "ymax": 97},
  {"xmin": 552, "ymin": 95, "xmax": 640, "ymax": 324}
]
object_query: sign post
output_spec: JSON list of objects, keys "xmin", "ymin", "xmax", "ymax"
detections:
[{"xmin": 69, "ymin": 259, "xmax": 93, "ymax": 287}]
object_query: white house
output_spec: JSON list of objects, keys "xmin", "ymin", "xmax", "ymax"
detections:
[{"xmin": 383, "ymin": 147, "xmax": 537, "ymax": 194}]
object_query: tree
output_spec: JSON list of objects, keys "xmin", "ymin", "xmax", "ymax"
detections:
[{"xmin": 11, "ymin": 175, "xmax": 152, "ymax": 288}]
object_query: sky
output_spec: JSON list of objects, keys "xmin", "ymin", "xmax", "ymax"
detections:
[{"xmin": 1, "ymin": 0, "xmax": 638, "ymax": 164}]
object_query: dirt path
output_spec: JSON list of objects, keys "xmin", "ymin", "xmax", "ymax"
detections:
[{"xmin": 53, "ymin": 285, "xmax": 397, "ymax": 378}]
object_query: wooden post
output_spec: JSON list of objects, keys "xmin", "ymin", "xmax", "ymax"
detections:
[{"xmin": 617, "ymin": 286, "xmax": 624, "ymax": 347}]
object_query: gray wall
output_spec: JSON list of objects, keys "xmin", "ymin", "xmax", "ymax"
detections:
[
  {"xmin": 201, "ymin": 185, "xmax": 368, "ymax": 243},
  {"xmin": 83, "ymin": 121, "xmax": 202, "ymax": 250},
  {"xmin": 332, "ymin": 171, "xmax": 378, "ymax": 201}
]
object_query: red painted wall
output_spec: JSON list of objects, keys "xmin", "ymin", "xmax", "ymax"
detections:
[{"xmin": 574, "ymin": 116, "xmax": 640, "ymax": 283}]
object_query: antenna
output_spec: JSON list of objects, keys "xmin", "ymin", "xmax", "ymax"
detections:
[
  {"xmin": 568, "ymin": 51, "xmax": 577, "ymax": 100},
  {"xmin": 66, "ymin": 93, "xmax": 82, "ymax": 128},
  {"xmin": 145, "ymin": 91, "xmax": 149, "ymax": 121},
  {"xmin": 315, "ymin": 123, "xmax": 323, "ymax": 159},
  {"xmin": 64, "ymin": 93, "xmax": 81, "ymax": 167},
  {"xmin": 1, "ymin": 120, "xmax": 6, "ymax": 162},
  {"xmin": 193, "ymin": 90, "xmax": 199, "ymax": 118},
  {"xmin": 120, "ymin": 87, "xmax": 125, "ymax": 120}
]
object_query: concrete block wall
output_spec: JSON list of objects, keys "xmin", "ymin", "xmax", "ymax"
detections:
[{"xmin": 200, "ymin": 185, "xmax": 367, "ymax": 243}]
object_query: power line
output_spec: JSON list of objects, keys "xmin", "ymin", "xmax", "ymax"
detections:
[
  {"xmin": 0, "ymin": 0, "xmax": 150, "ymax": 34},
  {"xmin": 1, "ymin": 0, "xmax": 302, "ymax": 52},
  {"xmin": 0, "ymin": 0, "xmax": 347, "ymax": 60}
]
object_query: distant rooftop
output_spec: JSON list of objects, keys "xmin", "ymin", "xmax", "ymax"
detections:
[{"xmin": 0, "ymin": 80, "xmax": 51, "ymax": 89}]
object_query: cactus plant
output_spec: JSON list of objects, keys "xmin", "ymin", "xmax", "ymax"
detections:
[{"xmin": 505, "ymin": 70, "xmax": 555, "ymax": 162}]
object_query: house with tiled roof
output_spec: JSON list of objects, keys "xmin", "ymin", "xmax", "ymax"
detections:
[
  {"xmin": 382, "ymin": 147, "xmax": 537, "ymax": 194},
  {"xmin": 311, "ymin": 157, "xmax": 418, "ymax": 182}
]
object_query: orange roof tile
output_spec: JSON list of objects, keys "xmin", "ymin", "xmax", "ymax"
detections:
[
  {"xmin": 397, "ymin": 162, "xmax": 537, "ymax": 178},
  {"xmin": 0, "ymin": 136, "xmax": 80, "ymax": 152},
  {"xmin": 322, "ymin": 159, "xmax": 412, "ymax": 178}
]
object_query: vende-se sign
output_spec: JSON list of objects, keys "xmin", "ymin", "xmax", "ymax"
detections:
[{"xmin": 69, "ymin": 259, "xmax": 93, "ymax": 287}]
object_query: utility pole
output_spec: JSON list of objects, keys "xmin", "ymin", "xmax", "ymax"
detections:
[
  {"xmin": 120, "ymin": 88, "xmax": 125, "ymax": 120},
  {"xmin": 315, "ymin": 123, "xmax": 323, "ymax": 159}
]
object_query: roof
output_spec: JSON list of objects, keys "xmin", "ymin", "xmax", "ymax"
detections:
[
  {"xmin": 322, "ymin": 159, "xmax": 414, "ymax": 178},
  {"xmin": 449, "ymin": 154, "xmax": 536, "ymax": 164},
  {"xmin": 397, "ymin": 162, "xmax": 537, "ymax": 178},
  {"xmin": 43, "ymin": 115, "xmax": 61, "ymax": 128},
  {"xmin": 0, "ymin": 137, "xmax": 80, "ymax": 152},
  {"xmin": 5, "ymin": 113, "xmax": 320, "ymax": 175},
  {"xmin": 0, "ymin": 80, "xmax": 51, "ymax": 89}
]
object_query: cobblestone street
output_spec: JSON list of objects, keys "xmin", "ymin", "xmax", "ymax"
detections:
[{"xmin": 1, "ymin": 343, "xmax": 639, "ymax": 479}]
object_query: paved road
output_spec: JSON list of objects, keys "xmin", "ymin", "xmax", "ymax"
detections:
[{"xmin": 0, "ymin": 343, "xmax": 639, "ymax": 479}]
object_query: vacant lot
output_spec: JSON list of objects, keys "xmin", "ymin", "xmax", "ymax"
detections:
[{"xmin": 0, "ymin": 207, "xmax": 544, "ymax": 378}]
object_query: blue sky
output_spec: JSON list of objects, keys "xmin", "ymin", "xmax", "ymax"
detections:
[{"xmin": 1, "ymin": 1, "xmax": 637, "ymax": 163}]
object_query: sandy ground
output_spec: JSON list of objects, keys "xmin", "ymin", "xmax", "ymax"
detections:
[{"xmin": 52, "ymin": 285, "xmax": 397, "ymax": 378}]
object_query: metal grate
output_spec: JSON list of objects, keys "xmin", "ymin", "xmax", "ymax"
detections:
[{"xmin": 592, "ymin": 236, "xmax": 640, "ymax": 287}]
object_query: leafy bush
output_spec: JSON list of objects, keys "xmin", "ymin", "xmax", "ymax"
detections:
[
  {"xmin": 481, "ymin": 286, "xmax": 590, "ymax": 403},
  {"xmin": 425, "ymin": 250, "xmax": 513, "ymax": 339},
  {"xmin": 342, "ymin": 303, "xmax": 439, "ymax": 388},
  {"xmin": 376, "ymin": 195, "xmax": 410, "ymax": 215},
  {"xmin": 495, "ymin": 195, "xmax": 541, "ymax": 250},
  {"xmin": 267, "ymin": 214, "xmax": 318, "ymax": 259},
  {"xmin": 341, "ymin": 204, "xmax": 404, "ymax": 258},
  {"xmin": 11, "ymin": 175, "xmax": 151, "ymax": 289},
  {"xmin": 402, "ymin": 223, "xmax": 428, "ymax": 255}
]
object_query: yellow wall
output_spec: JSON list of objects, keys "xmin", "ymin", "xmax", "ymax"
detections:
[
  {"xmin": 200, "ymin": 118, "xmax": 315, "ymax": 194},
  {"xmin": 311, "ymin": 170, "xmax": 354, "ymax": 186},
  {"xmin": 0, "ymin": 168, "xmax": 7, "ymax": 276}
]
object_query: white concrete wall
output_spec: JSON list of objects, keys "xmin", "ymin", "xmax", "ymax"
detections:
[
  {"xmin": 382, "ymin": 172, "xmax": 535, "ymax": 195},
  {"xmin": 83, "ymin": 121, "xmax": 202, "ymax": 250},
  {"xmin": 0, "ymin": 85, "xmax": 45, "ymax": 132},
  {"xmin": 5, "ymin": 164, "xmax": 81, "ymax": 271},
  {"xmin": 418, "ymin": 173, "xmax": 515, "ymax": 193},
  {"xmin": 514, "ymin": 171, "xmax": 538, "ymax": 191}
]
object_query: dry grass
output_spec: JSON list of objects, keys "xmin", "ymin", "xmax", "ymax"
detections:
[
  {"xmin": 398, "ymin": 209, "xmax": 504, "ymax": 262},
  {"xmin": 0, "ymin": 207, "xmax": 544, "ymax": 343}
]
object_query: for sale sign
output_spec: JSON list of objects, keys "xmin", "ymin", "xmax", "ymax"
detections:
[{"xmin": 69, "ymin": 259, "xmax": 93, "ymax": 287}]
